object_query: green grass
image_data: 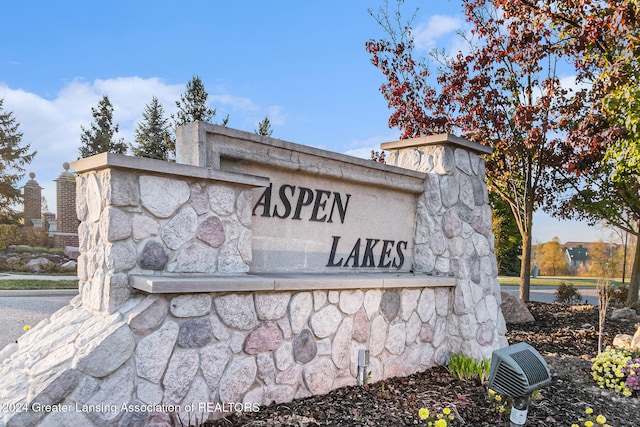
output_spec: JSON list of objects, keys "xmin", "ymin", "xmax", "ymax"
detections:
[
  {"xmin": 498, "ymin": 276, "xmax": 624, "ymax": 287},
  {"xmin": 0, "ymin": 279, "xmax": 78, "ymax": 290}
]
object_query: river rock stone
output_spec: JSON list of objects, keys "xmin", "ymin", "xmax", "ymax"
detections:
[
  {"xmin": 339, "ymin": 290, "xmax": 364, "ymax": 315},
  {"xmin": 197, "ymin": 215, "xmax": 226, "ymax": 248},
  {"xmin": 303, "ymin": 358, "xmax": 334, "ymax": 395},
  {"xmin": 135, "ymin": 321, "xmax": 178, "ymax": 383},
  {"xmin": 255, "ymin": 293, "xmax": 290, "ymax": 321},
  {"xmin": 332, "ymin": 318, "xmax": 353, "ymax": 369},
  {"xmin": 127, "ymin": 296, "xmax": 169, "ymax": 334},
  {"xmin": 244, "ymin": 323, "xmax": 282, "ymax": 355},
  {"xmin": 289, "ymin": 293, "xmax": 313, "ymax": 334},
  {"xmin": 200, "ymin": 342, "xmax": 232, "ymax": 391},
  {"xmin": 73, "ymin": 323, "xmax": 135, "ymax": 378},
  {"xmin": 140, "ymin": 176, "xmax": 189, "ymax": 218},
  {"xmin": 178, "ymin": 318, "xmax": 213, "ymax": 348},
  {"xmin": 161, "ymin": 206, "xmax": 197, "ymax": 250},
  {"xmin": 214, "ymin": 294, "xmax": 258, "ymax": 330},
  {"xmin": 218, "ymin": 356, "xmax": 257, "ymax": 403},
  {"xmin": 380, "ymin": 290, "xmax": 400, "ymax": 322},
  {"xmin": 208, "ymin": 185, "xmax": 236, "ymax": 216},
  {"xmin": 138, "ymin": 240, "xmax": 168, "ymax": 271},
  {"xmin": 293, "ymin": 329, "xmax": 317, "ymax": 364},
  {"xmin": 170, "ymin": 294, "xmax": 212, "ymax": 318},
  {"xmin": 162, "ymin": 349, "xmax": 199, "ymax": 405},
  {"xmin": 310, "ymin": 305, "xmax": 342, "ymax": 338}
]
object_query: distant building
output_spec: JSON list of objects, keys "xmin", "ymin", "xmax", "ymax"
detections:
[{"xmin": 565, "ymin": 245, "xmax": 589, "ymax": 274}]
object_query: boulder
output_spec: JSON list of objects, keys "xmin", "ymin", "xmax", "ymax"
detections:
[
  {"xmin": 613, "ymin": 334, "xmax": 633, "ymax": 350},
  {"xmin": 26, "ymin": 257, "xmax": 53, "ymax": 272},
  {"xmin": 64, "ymin": 246, "xmax": 80, "ymax": 260},
  {"xmin": 500, "ymin": 292, "xmax": 535, "ymax": 323},
  {"xmin": 610, "ymin": 307, "xmax": 638, "ymax": 322}
]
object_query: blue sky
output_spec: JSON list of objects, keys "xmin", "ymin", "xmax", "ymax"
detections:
[{"xmin": 0, "ymin": 0, "xmax": 613, "ymax": 243}]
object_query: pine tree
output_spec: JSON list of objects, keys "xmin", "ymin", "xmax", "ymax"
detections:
[
  {"xmin": 255, "ymin": 116, "xmax": 273, "ymax": 137},
  {"xmin": 133, "ymin": 97, "xmax": 173, "ymax": 161},
  {"xmin": 78, "ymin": 95, "xmax": 127, "ymax": 158},
  {"xmin": 173, "ymin": 76, "xmax": 218, "ymax": 126},
  {"xmin": 0, "ymin": 98, "xmax": 36, "ymax": 224}
]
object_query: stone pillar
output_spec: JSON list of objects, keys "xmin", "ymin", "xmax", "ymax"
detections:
[
  {"xmin": 23, "ymin": 172, "xmax": 41, "ymax": 227},
  {"xmin": 381, "ymin": 134, "xmax": 507, "ymax": 360},
  {"xmin": 55, "ymin": 162, "xmax": 79, "ymax": 248}
]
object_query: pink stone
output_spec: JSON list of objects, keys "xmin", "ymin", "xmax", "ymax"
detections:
[
  {"xmin": 352, "ymin": 309, "xmax": 369, "ymax": 343},
  {"xmin": 244, "ymin": 323, "xmax": 282, "ymax": 355},
  {"xmin": 197, "ymin": 216, "xmax": 225, "ymax": 248}
]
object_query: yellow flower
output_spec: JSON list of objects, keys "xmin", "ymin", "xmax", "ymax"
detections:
[
  {"xmin": 572, "ymin": 424, "xmax": 579, "ymax": 427},
  {"xmin": 434, "ymin": 419, "xmax": 447, "ymax": 427},
  {"xmin": 596, "ymin": 415, "xmax": 606, "ymax": 424},
  {"xmin": 585, "ymin": 421, "xmax": 594, "ymax": 427},
  {"xmin": 495, "ymin": 395, "xmax": 502, "ymax": 402},
  {"xmin": 488, "ymin": 389, "xmax": 496, "ymax": 395},
  {"xmin": 419, "ymin": 408, "xmax": 430, "ymax": 420},
  {"xmin": 23, "ymin": 325, "xmax": 31, "ymax": 331},
  {"xmin": 586, "ymin": 408, "xmax": 594, "ymax": 415},
  {"xmin": 443, "ymin": 408, "xmax": 451, "ymax": 415}
]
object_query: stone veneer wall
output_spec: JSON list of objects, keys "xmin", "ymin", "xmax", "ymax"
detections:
[
  {"xmin": 383, "ymin": 135, "xmax": 507, "ymax": 359},
  {"xmin": 0, "ymin": 129, "xmax": 508, "ymax": 427}
]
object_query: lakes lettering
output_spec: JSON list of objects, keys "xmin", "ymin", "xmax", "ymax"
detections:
[
  {"xmin": 326, "ymin": 236, "xmax": 407, "ymax": 269},
  {"xmin": 252, "ymin": 183, "xmax": 351, "ymax": 223},
  {"xmin": 252, "ymin": 183, "xmax": 408, "ymax": 269}
]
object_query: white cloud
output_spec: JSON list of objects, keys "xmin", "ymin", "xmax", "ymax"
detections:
[
  {"xmin": 342, "ymin": 132, "xmax": 399, "ymax": 160},
  {"xmin": 0, "ymin": 76, "xmax": 270, "ymax": 211},
  {"xmin": 413, "ymin": 15, "xmax": 463, "ymax": 51}
]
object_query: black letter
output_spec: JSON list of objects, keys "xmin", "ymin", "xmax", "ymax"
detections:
[
  {"xmin": 292, "ymin": 187, "xmax": 314, "ymax": 220},
  {"xmin": 393, "ymin": 241, "xmax": 408, "ymax": 269},
  {"xmin": 378, "ymin": 240, "xmax": 395, "ymax": 268},
  {"xmin": 326, "ymin": 236, "xmax": 344, "ymax": 267},
  {"xmin": 274, "ymin": 184, "xmax": 295, "ymax": 218},
  {"xmin": 310, "ymin": 189, "xmax": 332, "ymax": 222},
  {"xmin": 361, "ymin": 238, "xmax": 380, "ymax": 267},
  {"xmin": 252, "ymin": 184, "xmax": 272, "ymax": 217},
  {"xmin": 344, "ymin": 238, "xmax": 361, "ymax": 267},
  {"xmin": 328, "ymin": 193, "xmax": 351, "ymax": 224}
]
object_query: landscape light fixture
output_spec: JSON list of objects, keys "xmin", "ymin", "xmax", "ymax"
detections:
[
  {"xmin": 357, "ymin": 349, "xmax": 370, "ymax": 386},
  {"xmin": 488, "ymin": 342, "xmax": 551, "ymax": 426}
]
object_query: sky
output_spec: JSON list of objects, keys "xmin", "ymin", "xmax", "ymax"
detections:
[{"xmin": 0, "ymin": 0, "xmax": 614, "ymax": 244}]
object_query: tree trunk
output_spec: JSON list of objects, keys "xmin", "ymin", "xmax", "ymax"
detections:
[
  {"xmin": 626, "ymin": 235, "xmax": 640, "ymax": 307},
  {"xmin": 519, "ymin": 204, "xmax": 534, "ymax": 302}
]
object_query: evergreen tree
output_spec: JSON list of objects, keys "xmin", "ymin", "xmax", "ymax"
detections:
[
  {"xmin": 0, "ymin": 99, "xmax": 36, "ymax": 224},
  {"xmin": 78, "ymin": 95, "xmax": 127, "ymax": 158},
  {"xmin": 173, "ymin": 76, "xmax": 221, "ymax": 126},
  {"xmin": 133, "ymin": 97, "xmax": 172, "ymax": 161},
  {"xmin": 255, "ymin": 116, "xmax": 273, "ymax": 137}
]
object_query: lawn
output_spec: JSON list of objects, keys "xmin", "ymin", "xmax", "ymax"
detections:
[
  {"xmin": 498, "ymin": 275, "xmax": 624, "ymax": 287},
  {"xmin": 0, "ymin": 279, "xmax": 78, "ymax": 290}
]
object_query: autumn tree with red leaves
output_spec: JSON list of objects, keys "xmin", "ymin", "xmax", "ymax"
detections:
[
  {"xmin": 496, "ymin": 0, "xmax": 640, "ymax": 305},
  {"xmin": 367, "ymin": 0, "xmax": 578, "ymax": 301}
]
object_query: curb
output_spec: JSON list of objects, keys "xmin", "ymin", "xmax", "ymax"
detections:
[{"xmin": 0, "ymin": 289, "xmax": 78, "ymax": 297}]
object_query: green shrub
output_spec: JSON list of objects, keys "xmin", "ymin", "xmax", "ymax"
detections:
[
  {"xmin": 13, "ymin": 245, "xmax": 33, "ymax": 253},
  {"xmin": 609, "ymin": 284, "xmax": 629, "ymax": 307},
  {"xmin": 554, "ymin": 282, "xmax": 583, "ymax": 305},
  {"xmin": 47, "ymin": 248, "xmax": 65, "ymax": 255},
  {"xmin": 447, "ymin": 353, "xmax": 490, "ymax": 383},
  {"xmin": 0, "ymin": 225, "xmax": 22, "ymax": 251}
]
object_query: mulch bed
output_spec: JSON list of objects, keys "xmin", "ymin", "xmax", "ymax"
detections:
[{"xmin": 204, "ymin": 303, "xmax": 640, "ymax": 427}]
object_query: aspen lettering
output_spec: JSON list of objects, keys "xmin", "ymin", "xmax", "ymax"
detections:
[{"xmin": 252, "ymin": 183, "xmax": 351, "ymax": 223}]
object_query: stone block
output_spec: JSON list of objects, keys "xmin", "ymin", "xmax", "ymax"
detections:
[
  {"xmin": 200, "ymin": 342, "xmax": 231, "ymax": 391},
  {"xmin": 74, "ymin": 323, "xmax": 135, "ymax": 378},
  {"xmin": 140, "ymin": 175, "xmax": 190, "ymax": 218},
  {"xmin": 138, "ymin": 240, "xmax": 169, "ymax": 271},
  {"xmin": 289, "ymin": 293, "xmax": 313, "ymax": 335},
  {"xmin": 338, "ymin": 290, "xmax": 363, "ymax": 315},
  {"xmin": 161, "ymin": 206, "xmax": 197, "ymax": 250},
  {"xmin": 214, "ymin": 294, "xmax": 258, "ymax": 330},
  {"xmin": 168, "ymin": 242, "xmax": 218, "ymax": 273},
  {"xmin": 197, "ymin": 215, "xmax": 226, "ymax": 248},
  {"xmin": 163, "ymin": 349, "xmax": 199, "ymax": 405},
  {"xmin": 218, "ymin": 356, "xmax": 257, "ymax": 403},
  {"xmin": 127, "ymin": 296, "xmax": 169, "ymax": 335},
  {"xmin": 303, "ymin": 358, "xmax": 334, "ymax": 395},
  {"xmin": 293, "ymin": 329, "xmax": 317, "ymax": 364},
  {"xmin": 208, "ymin": 185, "xmax": 236, "ymax": 216},
  {"xmin": 170, "ymin": 294, "xmax": 212, "ymax": 318},
  {"xmin": 500, "ymin": 292, "xmax": 535, "ymax": 323},
  {"xmin": 255, "ymin": 293, "xmax": 290, "ymax": 321},
  {"xmin": 244, "ymin": 323, "xmax": 282, "ymax": 355},
  {"xmin": 310, "ymin": 305, "xmax": 342, "ymax": 338},
  {"xmin": 380, "ymin": 290, "xmax": 400, "ymax": 322},
  {"xmin": 332, "ymin": 318, "xmax": 353, "ymax": 369},
  {"xmin": 178, "ymin": 318, "xmax": 214, "ymax": 348}
]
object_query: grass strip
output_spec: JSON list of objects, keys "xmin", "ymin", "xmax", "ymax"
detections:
[{"xmin": 0, "ymin": 279, "xmax": 78, "ymax": 290}]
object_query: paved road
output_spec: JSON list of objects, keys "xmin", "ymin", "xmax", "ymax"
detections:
[{"xmin": 501, "ymin": 285, "xmax": 599, "ymax": 305}]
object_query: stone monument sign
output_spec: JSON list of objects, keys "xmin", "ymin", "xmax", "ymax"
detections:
[{"xmin": 0, "ymin": 123, "xmax": 507, "ymax": 426}]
